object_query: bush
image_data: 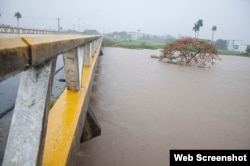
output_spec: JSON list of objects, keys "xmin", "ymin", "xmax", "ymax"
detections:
[{"xmin": 159, "ymin": 37, "xmax": 221, "ymax": 67}]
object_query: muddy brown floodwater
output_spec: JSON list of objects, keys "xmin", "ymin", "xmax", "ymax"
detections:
[{"xmin": 77, "ymin": 47, "xmax": 250, "ymax": 166}]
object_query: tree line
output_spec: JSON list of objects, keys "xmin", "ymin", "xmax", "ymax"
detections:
[
  {"xmin": 192, "ymin": 19, "xmax": 217, "ymax": 43},
  {"xmin": 0, "ymin": 11, "xmax": 22, "ymax": 28}
]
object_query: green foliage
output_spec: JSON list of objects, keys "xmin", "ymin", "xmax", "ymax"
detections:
[
  {"xmin": 14, "ymin": 12, "xmax": 21, "ymax": 28},
  {"xmin": 212, "ymin": 26, "xmax": 217, "ymax": 31},
  {"xmin": 193, "ymin": 19, "xmax": 203, "ymax": 38},
  {"xmin": 164, "ymin": 35, "xmax": 176, "ymax": 43},
  {"xmin": 215, "ymin": 39, "xmax": 227, "ymax": 50},
  {"xmin": 50, "ymin": 100, "xmax": 55, "ymax": 109},
  {"xmin": 104, "ymin": 37, "xmax": 165, "ymax": 49},
  {"xmin": 211, "ymin": 26, "xmax": 217, "ymax": 43},
  {"xmin": 14, "ymin": 12, "xmax": 22, "ymax": 19},
  {"xmin": 218, "ymin": 49, "xmax": 241, "ymax": 55},
  {"xmin": 218, "ymin": 49, "xmax": 250, "ymax": 57},
  {"xmin": 246, "ymin": 46, "xmax": 250, "ymax": 54}
]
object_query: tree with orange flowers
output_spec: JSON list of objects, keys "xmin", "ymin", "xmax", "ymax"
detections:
[{"xmin": 159, "ymin": 37, "xmax": 221, "ymax": 67}]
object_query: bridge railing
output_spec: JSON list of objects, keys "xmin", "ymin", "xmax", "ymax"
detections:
[
  {"xmin": 0, "ymin": 25, "xmax": 76, "ymax": 34},
  {"xmin": 0, "ymin": 35, "xmax": 103, "ymax": 165}
]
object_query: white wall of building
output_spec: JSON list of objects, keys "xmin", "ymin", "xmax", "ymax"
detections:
[{"xmin": 227, "ymin": 40, "xmax": 247, "ymax": 52}]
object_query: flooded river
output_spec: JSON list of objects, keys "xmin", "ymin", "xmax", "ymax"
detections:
[{"xmin": 77, "ymin": 47, "xmax": 250, "ymax": 166}]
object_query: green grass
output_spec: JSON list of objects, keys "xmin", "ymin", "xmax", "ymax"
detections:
[
  {"xmin": 218, "ymin": 49, "xmax": 250, "ymax": 57},
  {"xmin": 50, "ymin": 100, "xmax": 55, "ymax": 109},
  {"xmin": 104, "ymin": 37, "xmax": 165, "ymax": 50}
]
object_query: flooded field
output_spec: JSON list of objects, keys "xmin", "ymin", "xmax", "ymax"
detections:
[{"xmin": 77, "ymin": 47, "xmax": 250, "ymax": 166}]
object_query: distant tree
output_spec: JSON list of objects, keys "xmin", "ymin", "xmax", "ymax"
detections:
[
  {"xmin": 159, "ymin": 37, "xmax": 221, "ymax": 67},
  {"xmin": 246, "ymin": 45, "xmax": 250, "ymax": 55},
  {"xmin": 164, "ymin": 35, "xmax": 176, "ymax": 43},
  {"xmin": 152, "ymin": 35, "xmax": 164, "ymax": 42},
  {"xmin": 141, "ymin": 34, "xmax": 152, "ymax": 41},
  {"xmin": 196, "ymin": 19, "xmax": 203, "ymax": 38},
  {"xmin": 215, "ymin": 39, "xmax": 227, "ymax": 50},
  {"xmin": 197, "ymin": 19, "xmax": 203, "ymax": 27},
  {"xmin": 127, "ymin": 33, "xmax": 132, "ymax": 41},
  {"xmin": 14, "ymin": 12, "xmax": 22, "ymax": 28},
  {"xmin": 83, "ymin": 29, "xmax": 99, "ymax": 35},
  {"xmin": 211, "ymin": 26, "xmax": 217, "ymax": 44},
  {"xmin": 193, "ymin": 23, "xmax": 199, "ymax": 38},
  {"xmin": 119, "ymin": 31, "xmax": 128, "ymax": 39},
  {"xmin": 111, "ymin": 31, "xmax": 118, "ymax": 37}
]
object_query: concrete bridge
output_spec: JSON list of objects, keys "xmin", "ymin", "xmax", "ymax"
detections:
[
  {"xmin": 0, "ymin": 25, "xmax": 72, "ymax": 34},
  {"xmin": 0, "ymin": 32, "xmax": 103, "ymax": 165}
]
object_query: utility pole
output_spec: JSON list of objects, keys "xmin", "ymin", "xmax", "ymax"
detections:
[
  {"xmin": 76, "ymin": 16, "xmax": 84, "ymax": 32},
  {"xmin": 56, "ymin": 17, "xmax": 61, "ymax": 32}
]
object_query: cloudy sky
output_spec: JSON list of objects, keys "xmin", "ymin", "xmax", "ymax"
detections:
[{"xmin": 0, "ymin": 0, "xmax": 249, "ymax": 43}]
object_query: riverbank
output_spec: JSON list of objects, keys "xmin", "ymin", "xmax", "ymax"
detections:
[{"xmin": 103, "ymin": 37, "xmax": 250, "ymax": 57}]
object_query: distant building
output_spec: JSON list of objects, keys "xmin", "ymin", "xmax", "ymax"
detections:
[{"xmin": 227, "ymin": 40, "xmax": 247, "ymax": 52}]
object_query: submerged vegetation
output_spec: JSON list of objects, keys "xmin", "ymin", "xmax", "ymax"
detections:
[{"xmin": 159, "ymin": 37, "xmax": 221, "ymax": 67}]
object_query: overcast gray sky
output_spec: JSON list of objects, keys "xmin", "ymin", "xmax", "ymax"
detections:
[{"xmin": 0, "ymin": 0, "xmax": 249, "ymax": 43}]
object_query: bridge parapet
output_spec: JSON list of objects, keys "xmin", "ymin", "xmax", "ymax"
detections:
[
  {"xmin": 0, "ymin": 25, "xmax": 67, "ymax": 34},
  {"xmin": 0, "ymin": 35, "xmax": 103, "ymax": 165},
  {"xmin": 0, "ymin": 35, "xmax": 101, "ymax": 81}
]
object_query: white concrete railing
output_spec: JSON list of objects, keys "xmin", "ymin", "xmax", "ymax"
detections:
[
  {"xmin": 0, "ymin": 35, "xmax": 103, "ymax": 166},
  {"xmin": 0, "ymin": 25, "xmax": 76, "ymax": 34}
]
